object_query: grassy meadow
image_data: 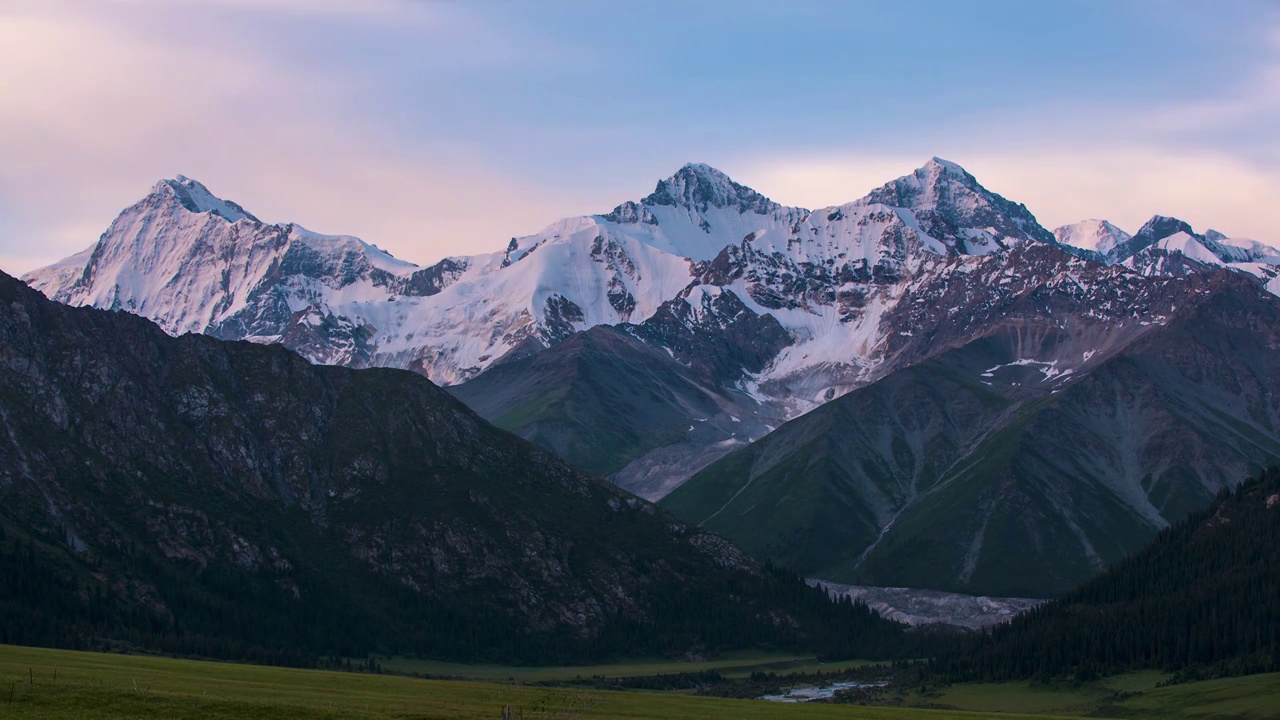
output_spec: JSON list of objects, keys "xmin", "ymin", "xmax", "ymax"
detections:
[
  {"xmin": 1, "ymin": 643, "xmax": 1277, "ymax": 719},
  {"xmin": 0, "ymin": 644, "xmax": 1057, "ymax": 719}
]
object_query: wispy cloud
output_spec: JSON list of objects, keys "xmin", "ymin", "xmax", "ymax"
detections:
[
  {"xmin": 745, "ymin": 147, "xmax": 1280, "ymax": 241},
  {"xmin": 1, "ymin": 2, "xmax": 1277, "ymax": 275},
  {"xmin": 740, "ymin": 18, "xmax": 1280, "ymax": 240},
  {"xmin": 0, "ymin": 1, "xmax": 590, "ymax": 273}
]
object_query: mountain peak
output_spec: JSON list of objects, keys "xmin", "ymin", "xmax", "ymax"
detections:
[
  {"xmin": 1053, "ymin": 219, "xmax": 1133, "ymax": 260},
  {"xmin": 863, "ymin": 158, "xmax": 982, "ymax": 209},
  {"xmin": 154, "ymin": 175, "xmax": 259, "ymax": 223},
  {"xmin": 1134, "ymin": 215, "xmax": 1197, "ymax": 243},
  {"xmin": 678, "ymin": 161, "xmax": 730, "ymax": 179},
  {"xmin": 858, "ymin": 158, "xmax": 1054, "ymax": 248},
  {"xmin": 923, "ymin": 156, "xmax": 970, "ymax": 177},
  {"xmin": 640, "ymin": 163, "xmax": 779, "ymax": 215}
]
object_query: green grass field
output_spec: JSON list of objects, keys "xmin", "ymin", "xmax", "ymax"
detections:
[
  {"xmin": 1, "ymin": 644, "xmax": 1277, "ymax": 719},
  {"xmin": 1113, "ymin": 672, "xmax": 1280, "ymax": 719},
  {"xmin": 890, "ymin": 671, "xmax": 1280, "ymax": 719},
  {"xmin": 0, "ymin": 644, "xmax": 1060, "ymax": 719},
  {"xmin": 894, "ymin": 672, "xmax": 1167, "ymax": 716}
]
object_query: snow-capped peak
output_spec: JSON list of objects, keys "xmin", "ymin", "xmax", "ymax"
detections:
[
  {"xmin": 1117, "ymin": 216, "xmax": 1280, "ymax": 294},
  {"xmin": 1213, "ymin": 234, "xmax": 1280, "ymax": 259},
  {"xmin": 855, "ymin": 157, "xmax": 1055, "ymax": 253},
  {"xmin": 1127, "ymin": 217, "xmax": 1280, "ymax": 263},
  {"xmin": 27, "ymin": 158, "xmax": 1280, "ymax": 404},
  {"xmin": 924, "ymin": 155, "xmax": 969, "ymax": 177},
  {"xmin": 156, "ymin": 175, "xmax": 259, "ymax": 223},
  {"xmin": 1146, "ymin": 230, "xmax": 1223, "ymax": 265},
  {"xmin": 1053, "ymin": 219, "xmax": 1132, "ymax": 261},
  {"xmin": 862, "ymin": 157, "xmax": 976, "ymax": 207},
  {"xmin": 640, "ymin": 162, "xmax": 781, "ymax": 215}
]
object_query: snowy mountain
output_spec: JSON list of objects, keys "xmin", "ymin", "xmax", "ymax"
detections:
[
  {"xmin": 26, "ymin": 166, "xmax": 803, "ymax": 385},
  {"xmin": 1052, "ymin": 219, "xmax": 1132, "ymax": 261},
  {"xmin": 28, "ymin": 159, "xmax": 1041, "ymax": 387},
  {"xmin": 22, "ymin": 176, "xmax": 472, "ymax": 369},
  {"xmin": 664, "ymin": 267, "xmax": 1280, "ymax": 597},
  {"xmin": 1052, "ymin": 214, "xmax": 1280, "ymax": 290},
  {"xmin": 23, "ymin": 159, "xmax": 1280, "ymax": 498},
  {"xmin": 857, "ymin": 157, "xmax": 1055, "ymax": 253},
  {"xmin": 1121, "ymin": 220, "xmax": 1280, "ymax": 294}
]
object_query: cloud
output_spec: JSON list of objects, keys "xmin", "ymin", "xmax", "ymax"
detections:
[
  {"xmin": 3, "ymin": 3, "xmax": 1278, "ymax": 278},
  {"xmin": 0, "ymin": 3, "xmax": 588, "ymax": 274},
  {"xmin": 739, "ymin": 20, "xmax": 1280, "ymax": 242}
]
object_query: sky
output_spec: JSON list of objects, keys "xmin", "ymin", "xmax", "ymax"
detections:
[{"xmin": 2, "ymin": 0, "xmax": 1279, "ymax": 274}]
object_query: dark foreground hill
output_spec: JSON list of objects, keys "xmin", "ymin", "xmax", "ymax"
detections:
[
  {"xmin": 0, "ymin": 271, "xmax": 904, "ymax": 666},
  {"xmin": 934, "ymin": 468, "xmax": 1280, "ymax": 681}
]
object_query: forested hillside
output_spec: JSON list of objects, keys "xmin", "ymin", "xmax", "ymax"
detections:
[
  {"xmin": 935, "ymin": 468, "xmax": 1280, "ymax": 681},
  {"xmin": 0, "ymin": 271, "xmax": 908, "ymax": 666}
]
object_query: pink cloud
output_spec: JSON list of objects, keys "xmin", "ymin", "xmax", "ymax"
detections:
[{"xmin": 0, "ymin": 4, "xmax": 594, "ymax": 274}]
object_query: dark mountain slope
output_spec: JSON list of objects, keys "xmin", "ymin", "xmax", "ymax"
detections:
[
  {"xmin": 448, "ymin": 326, "xmax": 730, "ymax": 480},
  {"xmin": 449, "ymin": 299, "xmax": 787, "ymax": 499},
  {"xmin": 663, "ymin": 271, "xmax": 1280, "ymax": 597},
  {"xmin": 0, "ymin": 271, "xmax": 904, "ymax": 664},
  {"xmin": 659, "ymin": 348, "xmax": 1009, "ymax": 577},
  {"xmin": 936, "ymin": 468, "xmax": 1280, "ymax": 681}
]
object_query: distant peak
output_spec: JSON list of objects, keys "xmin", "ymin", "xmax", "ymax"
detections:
[
  {"xmin": 155, "ymin": 175, "xmax": 259, "ymax": 223},
  {"xmin": 924, "ymin": 156, "xmax": 969, "ymax": 176},
  {"xmin": 679, "ymin": 162, "xmax": 731, "ymax": 179},
  {"xmin": 856, "ymin": 156, "xmax": 1055, "ymax": 246},
  {"xmin": 1053, "ymin": 219, "xmax": 1132, "ymax": 257},
  {"xmin": 1135, "ymin": 215, "xmax": 1196, "ymax": 242},
  {"xmin": 861, "ymin": 157, "xmax": 984, "ymax": 206},
  {"xmin": 877, "ymin": 157, "xmax": 982, "ymax": 197},
  {"xmin": 1054, "ymin": 218, "xmax": 1130, "ymax": 236},
  {"xmin": 640, "ymin": 163, "xmax": 779, "ymax": 215}
]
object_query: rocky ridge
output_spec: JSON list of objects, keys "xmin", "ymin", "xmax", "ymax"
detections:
[{"xmin": 23, "ymin": 160, "xmax": 1280, "ymax": 497}]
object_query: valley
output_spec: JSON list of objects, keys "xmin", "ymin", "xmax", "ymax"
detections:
[
  {"xmin": 6, "ymin": 4, "xmax": 1280, "ymax": 718},
  {"xmin": 8, "ymin": 155, "xmax": 1280, "ymax": 692}
]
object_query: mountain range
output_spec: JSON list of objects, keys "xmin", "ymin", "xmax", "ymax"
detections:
[
  {"xmin": 0, "ymin": 269, "xmax": 903, "ymax": 663},
  {"xmin": 22, "ymin": 158, "xmax": 1280, "ymax": 597},
  {"xmin": 663, "ymin": 268, "xmax": 1280, "ymax": 596}
]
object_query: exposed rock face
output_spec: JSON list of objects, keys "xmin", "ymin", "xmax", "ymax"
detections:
[{"xmin": 639, "ymin": 162, "xmax": 784, "ymax": 216}]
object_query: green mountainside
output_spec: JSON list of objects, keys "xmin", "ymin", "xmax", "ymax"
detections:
[{"xmin": 936, "ymin": 468, "xmax": 1280, "ymax": 681}]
